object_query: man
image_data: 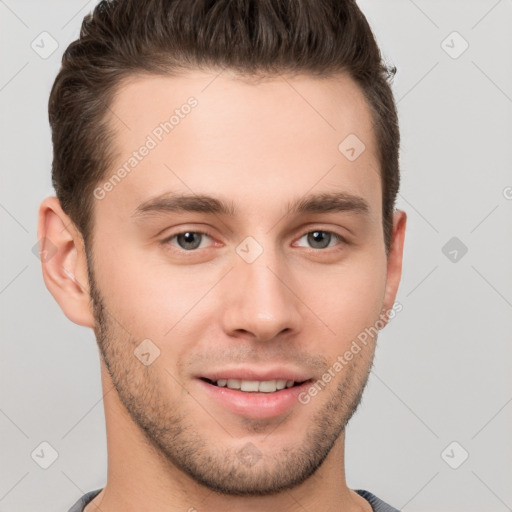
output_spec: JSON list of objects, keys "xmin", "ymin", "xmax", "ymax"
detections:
[{"xmin": 37, "ymin": 0, "xmax": 406, "ymax": 510}]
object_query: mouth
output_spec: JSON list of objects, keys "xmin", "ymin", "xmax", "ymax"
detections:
[
  {"xmin": 200, "ymin": 377, "xmax": 310, "ymax": 393},
  {"xmin": 196, "ymin": 376, "xmax": 313, "ymax": 419}
]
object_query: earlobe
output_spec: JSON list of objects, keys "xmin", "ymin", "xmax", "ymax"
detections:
[
  {"xmin": 381, "ymin": 210, "xmax": 407, "ymax": 324},
  {"xmin": 37, "ymin": 196, "xmax": 96, "ymax": 328}
]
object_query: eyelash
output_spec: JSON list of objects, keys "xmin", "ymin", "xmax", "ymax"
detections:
[{"xmin": 161, "ymin": 229, "xmax": 348, "ymax": 253}]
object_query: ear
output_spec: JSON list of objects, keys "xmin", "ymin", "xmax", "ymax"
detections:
[
  {"xmin": 381, "ymin": 210, "xmax": 407, "ymax": 324},
  {"xmin": 36, "ymin": 196, "xmax": 95, "ymax": 328}
]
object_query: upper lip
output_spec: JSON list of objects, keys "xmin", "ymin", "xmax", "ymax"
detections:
[{"xmin": 198, "ymin": 367, "xmax": 312, "ymax": 383}]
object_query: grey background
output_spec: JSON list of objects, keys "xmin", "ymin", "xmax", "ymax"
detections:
[{"xmin": 1, "ymin": 1, "xmax": 511, "ymax": 511}]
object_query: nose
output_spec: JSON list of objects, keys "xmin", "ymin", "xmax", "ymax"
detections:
[{"xmin": 220, "ymin": 245, "xmax": 303, "ymax": 342}]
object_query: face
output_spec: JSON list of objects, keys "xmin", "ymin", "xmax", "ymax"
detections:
[{"xmin": 84, "ymin": 70, "xmax": 401, "ymax": 495}]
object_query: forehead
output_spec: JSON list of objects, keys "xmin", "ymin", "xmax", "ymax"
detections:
[{"xmin": 98, "ymin": 70, "xmax": 381, "ymax": 221}]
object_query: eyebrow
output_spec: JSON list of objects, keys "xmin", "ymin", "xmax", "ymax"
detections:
[{"xmin": 132, "ymin": 191, "xmax": 370, "ymax": 219}]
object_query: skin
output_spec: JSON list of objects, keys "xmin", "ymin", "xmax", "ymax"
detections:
[{"xmin": 38, "ymin": 70, "xmax": 406, "ymax": 512}]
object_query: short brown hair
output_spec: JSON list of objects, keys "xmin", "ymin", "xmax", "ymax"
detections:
[{"xmin": 49, "ymin": 0, "xmax": 399, "ymax": 253}]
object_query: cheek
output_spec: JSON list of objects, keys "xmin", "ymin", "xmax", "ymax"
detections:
[
  {"xmin": 93, "ymin": 230, "xmax": 387, "ymax": 353},
  {"xmin": 92, "ymin": 243, "xmax": 192, "ymax": 338},
  {"xmin": 298, "ymin": 252, "xmax": 387, "ymax": 348},
  {"xmin": 93, "ymin": 254, "xmax": 206, "ymax": 375}
]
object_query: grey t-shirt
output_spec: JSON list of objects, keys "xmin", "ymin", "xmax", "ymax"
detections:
[{"xmin": 67, "ymin": 488, "xmax": 401, "ymax": 511}]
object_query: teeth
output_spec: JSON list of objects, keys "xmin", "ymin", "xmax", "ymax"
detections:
[
  {"xmin": 226, "ymin": 379, "xmax": 241, "ymax": 389},
  {"xmin": 241, "ymin": 380, "xmax": 260, "ymax": 392},
  {"xmin": 276, "ymin": 379, "xmax": 287, "ymax": 390},
  {"xmin": 214, "ymin": 379, "xmax": 298, "ymax": 393}
]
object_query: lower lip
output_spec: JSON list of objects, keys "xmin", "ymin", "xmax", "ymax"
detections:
[{"xmin": 196, "ymin": 379, "xmax": 312, "ymax": 419}]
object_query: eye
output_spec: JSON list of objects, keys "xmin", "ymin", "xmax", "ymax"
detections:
[
  {"xmin": 161, "ymin": 229, "xmax": 346, "ymax": 253},
  {"xmin": 295, "ymin": 230, "xmax": 344, "ymax": 250},
  {"xmin": 163, "ymin": 231, "xmax": 213, "ymax": 251}
]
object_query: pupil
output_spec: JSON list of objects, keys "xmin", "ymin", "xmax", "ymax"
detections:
[
  {"xmin": 308, "ymin": 231, "xmax": 330, "ymax": 249},
  {"xmin": 178, "ymin": 232, "xmax": 201, "ymax": 250}
]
